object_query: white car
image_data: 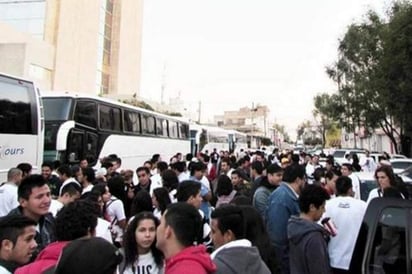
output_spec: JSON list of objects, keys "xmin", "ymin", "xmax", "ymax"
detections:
[
  {"xmin": 333, "ymin": 149, "xmax": 365, "ymax": 165},
  {"xmin": 389, "ymin": 159, "xmax": 412, "ymax": 174},
  {"xmin": 355, "ymin": 171, "xmax": 412, "ymax": 201}
]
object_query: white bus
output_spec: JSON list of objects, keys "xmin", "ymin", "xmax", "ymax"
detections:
[
  {"xmin": 42, "ymin": 92, "xmax": 190, "ymax": 170},
  {"xmin": 0, "ymin": 73, "xmax": 44, "ymax": 181},
  {"xmin": 189, "ymin": 124, "xmax": 248, "ymax": 155}
]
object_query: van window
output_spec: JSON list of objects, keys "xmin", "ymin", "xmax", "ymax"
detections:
[{"xmin": 368, "ymin": 207, "xmax": 407, "ymax": 273}]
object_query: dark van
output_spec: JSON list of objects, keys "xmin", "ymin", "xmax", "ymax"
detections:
[{"xmin": 349, "ymin": 198, "xmax": 411, "ymax": 273}]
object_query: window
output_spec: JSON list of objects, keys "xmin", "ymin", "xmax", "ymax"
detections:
[
  {"xmin": 85, "ymin": 132, "xmax": 98, "ymax": 164},
  {"xmin": 74, "ymin": 101, "xmax": 97, "ymax": 128},
  {"xmin": 180, "ymin": 123, "xmax": 189, "ymax": 139},
  {"xmin": 169, "ymin": 121, "xmax": 178, "ymax": 138},
  {"xmin": 156, "ymin": 118, "xmax": 168, "ymax": 137},
  {"xmin": 369, "ymin": 207, "xmax": 407, "ymax": 273},
  {"xmin": 0, "ymin": 78, "xmax": 33, "ymax": 134},
  {"xmin": 42, "ymin": 98, "xmax": 72, "ymax": 121},
  {"xmin": 141, "ymin": 114, "xmax": 155, "ymax": 135},
  {"xmin": 99, "ymin": 104, "xmax": 121, "ymax": 131},
  {"xmin": 67, "ymin": 130, "xmax": 84, "ymax": 163},
  {"xmin": 162, "ymin": 120, "xmax": 169, "ymax": 137},
  {"xmin": 124, "ymin": 111, "xmax": 140, "ymax": 134}
]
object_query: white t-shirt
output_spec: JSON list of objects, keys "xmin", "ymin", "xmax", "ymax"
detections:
[
  {"xmin": 82, "ymin": 184, "xmax": 93, "ymax": 194},
  {"xmin": 122, "ymin": 251, "xmax": 163, "ymax": 274},
  {"xmin": 96, "ymin": 217, "xmax": 113, "ymax": 243},
  {"xmin": 178, "ymin": 172, "xmax": 190, "ymax": 183},
  {"xmin": 105, "ymin": 197, "xmax": 126, "ymax": 242},
  {"xmin": 49, "ymin": 199, "xmax": 64, "ymax": 217},
  {"xmin": 0, "ymin": 183, "xmax": 19, "ymax": 217},
  {"xmin": 349, "ymin": 173, "xmax": 361, "ymax": 200},
  {"xmin": 323, "ymin": 196, "xmax": 367, "ymax": 270},
  {"xmin": 0, "ymin": 265, "xmax": 12, "ymax": 274},
  {"xmin": 366, "ymin": 188, "xmax": 381, "ymax": 204}
]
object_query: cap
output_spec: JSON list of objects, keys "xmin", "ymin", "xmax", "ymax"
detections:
[
  {"xmin": 95, "ymin": 167, "xmax": 107, "ymax": 177},
  {"xmin": 281, "ymin": 158, "xmax": 290, "ymax": 164},
  {"xmin": 53, "ymin": 237, "xmax": 122, "ymax": 274}
]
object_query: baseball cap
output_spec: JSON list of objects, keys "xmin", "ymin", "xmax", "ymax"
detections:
[{"xmin": 52, "ymin": 237, "xmax": 122, "ymax": 274}]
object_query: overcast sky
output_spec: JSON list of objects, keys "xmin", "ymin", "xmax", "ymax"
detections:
[{"xmin": 140, "ymin": 0, "xmax": 391, "ymax": 138}]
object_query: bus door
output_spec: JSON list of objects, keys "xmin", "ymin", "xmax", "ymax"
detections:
[{"xmin": 67, "ymin": 129, "xmax": 98, "ymax": 164}]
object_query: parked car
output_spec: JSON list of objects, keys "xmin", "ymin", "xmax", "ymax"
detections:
[
  {"xmin": 333, "ymin": 149, "xmax": 366, "ymax": 165},
  {"xmin": 349, "ymin": 198, "xmax": 412, "ymax": 273},
  {"xmin": 354, "ymin": 171, "xmax": 412, "ymax": 201},
  {"xmin": 389, "ymin": 159, "xmax": 412, "ymax": 174}
]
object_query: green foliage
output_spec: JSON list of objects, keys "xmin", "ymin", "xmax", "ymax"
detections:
[
  {"xmin": 123, "ymin": 99, "xmax": 155, "ymax": 111},
  {"xmin": 272, "ymin": 123, "xmax": 291, "ymax": 142},
  {"xmin": 324, "ymin": 2, "xmax": 412, "ymax": 155}
]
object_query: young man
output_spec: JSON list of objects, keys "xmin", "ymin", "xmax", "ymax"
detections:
[
  {"xmin": 8, "ymin": 175, "xmax": 55, "ymax": 256},
  {"xmin": 253, "ymin": 164, "xmax": 283, "ymax": 222},
  {"xmin": 15, "ymin": 199, "xmax": 98, "ymax": 274},
  {"xmin": 266, "ymin": 164, "xmax": 305, "ymax": 274},
  {"xmin": 49, "ymin": 182, "xmax": 82, "ymax": 217},
  {"xmin": 176, "ymin": 180, "xmax": 211, "ymax": 245},
  {"xmin": 210, "ymin": 205, "xmax": 270, "ymax": 274},
  {"xmin": 0, "ymin": 168, "xmax": 23, "ymax": 217},
  {"xmin": 0, "ymin": 215, "xmax": 37, "ymax": 273},
  {"xmin": 323, "ymin": 176, "xmax": 367, "ymax": 273},
  {"xmin": 340, "ymin": 163, "xmax": 361, "ymax": 200},
  {"xmin": 41, "ymin": 162, "xmax": 61, "ymax": 198},
  {"xmin": 156, "ymin": 203, "xmax": 216, "ymax": 274},
  {"xmin": 287, "ymin": 185, "xmax": 331, "ymax": 274}
]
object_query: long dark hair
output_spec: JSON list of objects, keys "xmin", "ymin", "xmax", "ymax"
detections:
[
  {"xmin": 153, "ymin": 187, "xmax": 171, "ymax": 214},
  {"xmin": 240, "ymin": 206, "xmax": 280, "ymax": 274},
  {"xmin": 123, "ymin": 212, "xmax": 163, "ymax": 270}
]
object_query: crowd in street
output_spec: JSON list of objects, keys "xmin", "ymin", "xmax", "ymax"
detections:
[{"xmin": 0, "ymin": 148, "xmax": 407, "ymax": 274}]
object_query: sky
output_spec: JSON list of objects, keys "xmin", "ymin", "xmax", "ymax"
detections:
[{"xmin": 139, "ymin": 0, "xmax": 392, "ymax": 138}]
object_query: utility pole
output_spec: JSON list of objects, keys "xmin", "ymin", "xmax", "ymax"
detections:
[
  {"xmin": 197, "ymin": 100, "xmax": 201, "ymax": 123},
  {"xmin": 161, "ymin": 64, "xmax": 166, "ymax": 105},
  {"xmin": 251, "ymin": 102, "xmax": 255, "ymax": 135}
]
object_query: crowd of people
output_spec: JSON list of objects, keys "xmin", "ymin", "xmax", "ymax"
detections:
[{"xmin": 0, "ymin": 147, "xmax": 408, "ymax": 274}]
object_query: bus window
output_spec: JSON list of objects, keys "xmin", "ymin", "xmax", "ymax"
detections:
[
  {"xmin": 142, "ymin": 114, "xmax": 155, "ymax": 135},
  {"xmin": 156, "ymin": 118, "xmax": 163, "ymax": 136},
  {"xmin": 42, "ymin": 98, "xmax": 72, "ymax": 121},
  {"xmin": 156, "ymin": 118, "xmax": 168, "ymax": 137},
  {"xmin": 67, "ymin": 130, "xmax": 84, "ymax": 163},
  {"xmin": 85, "ymin": 132, "xmax": 98, "ymax": 164},
  {"xmin": 74, "ymin": 101, "xmax": 97, "ymax": 128},
  {"xmin": 0, "ymin": 80, "xmax": 32, "ymax": 134},
  {"xmin": 169, "ymin": 121, "xmax": 178, "ymax": 138},
  {"xmin": 180, "ymin": 123, "xmax": 189, "ymax": 139},
  {"xmin": 124, "ymin": 111, "xmax": 141, "ymax": 134},
  {"xmin": 162, "ymin": 120, "xmax": 168, "ymax": 137},
  {"xmin": 99, "ymin": 104, "xmax": 121, "ymax": 131}
]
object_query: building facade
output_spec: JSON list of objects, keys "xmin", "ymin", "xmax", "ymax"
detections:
[{"xmin": 0, "ymin": 0, "xmax": 143, "ymax": 97}]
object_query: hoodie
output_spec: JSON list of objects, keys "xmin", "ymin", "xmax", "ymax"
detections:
[
  {"xmin": 165, "ymin": 245, "xmax": 216, "ymax": 274},
  {"xmin": 15, "ymin": 241, "xmax": 68, "ymax": 274},
  {"xmin": 211, "ymin": 239, "xmax": 270, "ymax": 274},
  {"xmin": 287, "ymin": 216, "xmax": 331, "ymax": 274}
]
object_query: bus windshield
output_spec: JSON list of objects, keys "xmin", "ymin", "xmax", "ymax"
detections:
[
  {"xmin": 43, "ymin": 97, "xmax": 72, "ymax": 121},
  {"xmin": 0, "ymin": 79, "xmax": 33, "ymax": 134}
]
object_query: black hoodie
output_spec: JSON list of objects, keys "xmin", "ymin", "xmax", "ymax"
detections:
[{"xmin": 287, "ymin": 216, "xmax": 331, "ymax": 274}]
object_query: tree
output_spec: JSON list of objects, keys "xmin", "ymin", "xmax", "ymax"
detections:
[
  {"xmin": 273, "ymin": 123, "xmax": 291, "ymax": 143},
  {"xmin": 296, "ymin": 120, "xmax": 311, "ymax": 141},
  {"xmin": 325, "ymin": 3, "xmax": 412, "ymax": 155},
  {"xmin": 313, "ymin": 93, "xmax": 336, "ymax": 147}
]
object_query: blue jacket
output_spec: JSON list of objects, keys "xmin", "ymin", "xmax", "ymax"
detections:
[{"xmin": 266, "ymin": 182, "xmax": 300, "ymax": 274}]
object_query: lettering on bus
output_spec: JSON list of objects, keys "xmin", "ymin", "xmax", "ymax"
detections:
[{"xmin": 0, "ymin": 146, "xmax": 25, "ymax": 159}]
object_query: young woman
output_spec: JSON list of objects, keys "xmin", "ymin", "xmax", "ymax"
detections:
[
  {"xmin": 120, "ymin": 212, "xmax": 164, "ymax": 274},
  {"xmin": 152, "ymin": 188, "xmax": 171, "ymax": 220}
]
